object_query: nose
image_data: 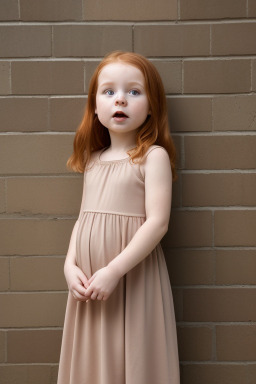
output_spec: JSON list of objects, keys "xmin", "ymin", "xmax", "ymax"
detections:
[{"xmin": 115, "ymin": 92, "xmax": 127, "ymax": 106}]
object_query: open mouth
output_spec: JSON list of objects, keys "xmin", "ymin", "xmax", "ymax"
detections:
[{"xmin": 113, "ymin": 111, "xmax": 128, "ymax": 118}]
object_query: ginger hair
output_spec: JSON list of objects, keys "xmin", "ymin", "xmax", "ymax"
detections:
[{"xmin": 67, "ymin": 51, "xmax": 177, "ymax": 181}]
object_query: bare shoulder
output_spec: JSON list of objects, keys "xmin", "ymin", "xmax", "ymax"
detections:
[
  {"xmin": 85, "ymin": 149, "xmax": 101, "ymax": 170},
  {"xmin": 140, "ymin": 145, "xmax": 171, "ymax": 179}
]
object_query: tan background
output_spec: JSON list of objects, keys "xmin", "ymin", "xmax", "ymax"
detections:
[{"xmin": 1, "ymin": 0, "xmax": 256, "ymax": 383}]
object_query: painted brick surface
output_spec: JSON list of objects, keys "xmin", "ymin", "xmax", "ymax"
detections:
[
  {"xmin": 213, "ymin": 95, "xmax": 256, "ymax": 131},
  {"xmin": 20, "ymin": 0, "xmax": 83, "ymax": 21},
  {"xmin": 0, "ymin": 97, "xmax": 49, "ymax": 132},
  {"xmin": 1, "ymin": 1, "xmax": 255, "ymax": 383},
  {"xmin": 134, "ymin": 25, "xmax": 210, "ymax": 57},
  {"xmin": 0, "ymin": 62, "xmax": 11, "ymax": 94},
  {"xmin": 180, "ymin": 0, "xmax": 246, "ymax": 20},
  {"xmin": 0, "ymin": 26, "xmax": 51, "ymax": 58},
  {"xmin": 53, "ymin": 25, "xmax": 133, "ymax": 57},
  {"xmin": 184, "ymin": 59, "xmax": 251, "ymax": 94},
  {"xmin": 0, "ymin": 0, "xmax": 19, "ymax": 21},
  {"xmin": 83, "ymin": 0, "xmax": 178, "ymax": 21},
  {"xmin": 12, "ymin": 61, "xmax": 85, "ymax": 95}
]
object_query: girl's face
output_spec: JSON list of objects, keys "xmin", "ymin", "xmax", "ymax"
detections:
[{"xmin": 95, "ymin": 62, "xmax": 150, "ymax": 135}]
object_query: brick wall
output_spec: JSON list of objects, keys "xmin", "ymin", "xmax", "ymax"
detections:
[{"xmin": 0, "ymin": 1, "xmax": 256, "ymax": 383}]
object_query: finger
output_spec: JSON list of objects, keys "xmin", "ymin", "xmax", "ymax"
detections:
[
  {"xmin": 75, "ymin": 283, "xmax": 87, "ymax": 296},
  {"xmin": 77, "ymin": 271, "xmax": 89, "ymax": 289},
  {"xmin": 87, "ymin": 274, "xmax": 97, "ymax": 285},
  {"xmin": 97, "ymin": 293, "xmax": 104, "ymax": 301},
  {"xmin": 84, "ymin": 285, "xmax": 94, "ymax": 297},
  {"xmin": 90, "ymin": 291, "xmax": 99, "ymax": 300},
  {"xmin": 72, "ymin": 290, "xmax": 88, "ymax": 301}
]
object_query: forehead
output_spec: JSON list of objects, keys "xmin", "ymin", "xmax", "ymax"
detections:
[{"xmin": 97, "ymin": 62, "xmax": 145, "ymax": 85}]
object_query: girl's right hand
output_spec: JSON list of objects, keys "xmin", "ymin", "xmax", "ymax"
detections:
[{"xmin": 64, "ymin": 263, "xmax": 90, "ymax": 302}]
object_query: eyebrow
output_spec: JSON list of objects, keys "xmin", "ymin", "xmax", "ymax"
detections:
[{"xmin": 99, "ymin": 81, "xmax": 144, "ymax": 88}]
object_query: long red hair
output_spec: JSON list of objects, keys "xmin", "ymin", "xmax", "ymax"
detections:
[{"xmin": 67, "ymin": 51, "xmax": 177, "ymax": 181}]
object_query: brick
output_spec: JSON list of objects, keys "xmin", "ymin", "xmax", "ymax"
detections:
[
  {"xmin": 134, "ymin": 25, "xmax": 210, "ymax": 57},
  {"xmin": 182, "ymin": 173, "xmax": 256, "ymax": 206},
  {"xmin": 7, "ymin": 176, "xmax": 83, "ymax": 215},
  {"xmin": 248, "ymin": 365, "xmax": 256, "ymax": 384},
  {"xmin": 171, "ymin": 175, "xmax": 181, "ymax": 208},
  {"xmin": 0, "ymin": 331, "xmax": 5, "ymax": 362},
  {"xmin": 10, "ymin": 256, "xmax": 66, "ymax": 291},
  {"xmin": 165, "ymin": 250, "xmax": 214, "ymax": 285},
  {"xmin": 184, "ymin": 135, "xmax": 256, "ymax": 170},
  {"xmin": 0, "ymin": 62, "xmax": 11, "ymax": 94},
  {"xmin": 248, "ymin": 0, "xmax": 256, "ymax": 17},
  {"xmin": 180, "ymin": 0, "xmax": 246, "ymax": 19},
  {"xmin": 162, "ymin": 210, "xmax": 212, "ymax": 247},
  {"xmin": 0, "ymin": 134, "xmax": 74, "ymax": 174},
  {"xmin": 7, "ymin": 330, "xmax": 62, "ymax": 363},
  {"xmin": 184, "ymin": 60, "xmax": 251, "ymax": 94},
  {"xmin": 172, "ymin": 288, "xmax": 183, "ymax": 321},
  {"xmin": 84, "ymin": 61, "xmax": 101, "ymax": 93},
  {"xmin": 0, "ymin": 292, "xmax": 67, "ymax": 327},
  {"xmin": 0, "ymin": 97, "xmax": 48, "ymax": 132},
  {"xmin": 214, "ymin": 210, "xmax": 256, "ymax": 247},
  {"xmin": 0, "ymin": 179, "xmax": 5, "ymax": 212},
  {"xmin": 0, "ymin": 0, "xmax": 19, "ymax": 21},
  {"xmin": 0, "ymin": 365, "xmax": 52, "ymax": 384},
  {"xmin": 182, "ymin": 364, "xmax": 250, "ymax": 384},
  {"xmin": 12, "ymin": 61, "xmax": 84, "ymax": 95},
  {"xmin": 217, "ymin": 325, "xmax": 256, "ymax": 361},
  {"xmin": 152, "ymin": 61, "xmax": 182, "ymax": 94},
  {"xmin": 177, "ymin": 326, "xmax": 213, "ymax": 360},
  {"xmin": 172, "ymin": 135, "xmax": 182, "ymax": 170},
  {"xmin": 213, "ymin": 95, "xmax": 256, "ymax": 131},
  {"xmin": 0, "ymin": 258, "xmax": 9, "ymax": 291},
  {"xmin": 51, "ymin": 366, "xmax": 59, "ymax": 384},
  {"xmin": 53, "ymin": 25, "xmax": 132, "ymax": 57},
  {"xmin": 167, "ymin": 97, "xmax": 212, "ymax": 132},
  {"xmin": 216, "ymin": 250, "xmax": 256, "ymax": 285},
  {"xmin": 83, "ymin": 0, "xmax": 177, "ymax": 20},
  {"xmin": 0, "ymin": 26, "xmax": 51, "ymax": 58},
  {"xmin": 0, "ymin": 218, "xmax": 75, "ymax": 255},
  {"xmin": 20, "ymin": 0, "xmax": 83, "ymax": 21},
  {"xmin": 212, "ymin": 23, "xmax": 256, "ymax": 56},
  {"xmin": 252, "ymin": 60, "xmax": 256, "ymax": 91},
  {"xmin": 183, "ymin": 288, "xmax": 256, "ymax": 322},
  {"xmin": 50, "ymin": 97, "xmax": 86, "ymax": 132}
]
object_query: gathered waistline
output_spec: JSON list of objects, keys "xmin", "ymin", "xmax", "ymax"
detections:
[{"xmin": 82, "ymin": 209, "xmax": 146, "ymax": 218}]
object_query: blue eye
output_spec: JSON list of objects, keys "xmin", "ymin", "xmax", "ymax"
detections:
[
  {"xmin": 129, "ymin": 90, "xmax": 140, "ymax": 96},
  {"xmin": 104, "ymin": 89, "xmax": 114, "ymax": 95}
]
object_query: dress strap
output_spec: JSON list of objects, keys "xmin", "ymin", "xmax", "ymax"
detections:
[{"xmin": 144, "ymin": 145, "xmax": 164, "ymax": 158}]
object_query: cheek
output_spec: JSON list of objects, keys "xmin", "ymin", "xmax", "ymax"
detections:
[
  {"xmin": 95, "ymin": 97, "xmax": 106, "ymax": 115},
  {"xmin": 135, "ymin": 101, "xmax": 150, "ymax": 118}
]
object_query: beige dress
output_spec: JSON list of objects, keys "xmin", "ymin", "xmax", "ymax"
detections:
[{"xmin": 57, "ymin": 145, "xmax": 180, "ymax": 384}]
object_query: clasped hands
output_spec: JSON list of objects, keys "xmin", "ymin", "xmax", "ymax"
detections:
[{"xmin": 65, "ymin": 263, "xmax": 121, "ymax": 303}]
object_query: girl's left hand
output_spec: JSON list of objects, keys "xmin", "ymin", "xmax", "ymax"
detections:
[{"xmin": 85, "ymin": 265, "xmax": 121, "ymax": 301}]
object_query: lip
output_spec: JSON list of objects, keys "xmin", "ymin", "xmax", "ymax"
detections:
[
  {"xmin": 113, "ymin": 116, "xmax": 128, "ymax": 122},
  {"xmin": 112, "ymin": 111, "xmax": 129, "ymax": 118}
]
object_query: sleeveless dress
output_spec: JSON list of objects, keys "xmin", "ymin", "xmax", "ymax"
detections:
[{"xmin": 57, "ymin": 145, "xmax": 180, "ymax": 384}]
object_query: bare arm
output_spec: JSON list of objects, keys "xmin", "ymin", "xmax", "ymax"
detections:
[{"xmin": 108, "ymin": 147, "xmax": 172, "ymax": 277}]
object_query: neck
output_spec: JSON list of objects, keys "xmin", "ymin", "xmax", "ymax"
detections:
[{"xmin": 107, "ymin": 131, "xmax": 137, "ymax": 153}]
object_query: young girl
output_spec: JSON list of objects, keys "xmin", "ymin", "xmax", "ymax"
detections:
[{"xmin": 57, "ymin": 51, "xmax": 180, "ymax": 384}]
